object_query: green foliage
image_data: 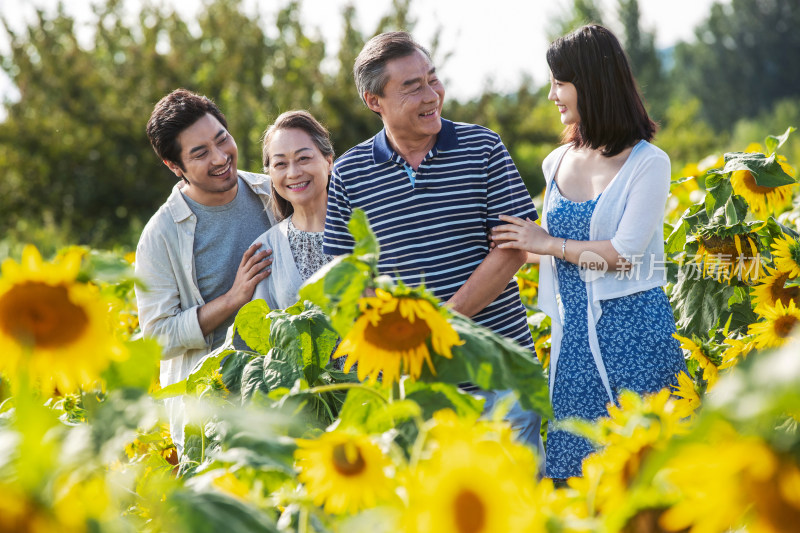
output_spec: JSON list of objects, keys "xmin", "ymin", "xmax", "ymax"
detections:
[
  {"xmin": 299, "ymin": 208, "xmax": 379, "ymax": 336},
  {"xmin": 671, "ymin": 0, "xmax": 800, "ymax": 131},
  {"xmin": 711, "ymin": 151, "xmax": 796, "ymax": 188},
  {"xmin": 656, "ymin": 99, "xmax": 720, "ymax": 166},
  {"xmin": 419, "ymin": 313, "xmax": 551, "ymax": 418},
  {"xmin": 616, "ymin": 0, "xmax": 667, "ymax": 120}
]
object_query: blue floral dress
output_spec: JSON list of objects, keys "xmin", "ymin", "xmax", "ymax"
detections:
[{"xmin": 545, "ymin": 182, "xmax": 687, "ymax": 479}]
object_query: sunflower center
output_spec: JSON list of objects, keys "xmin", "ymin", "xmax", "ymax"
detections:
[
  {"xmin": 701, "ymin": 235, "xmax": 738, "ymax": 257},
  {"xmin": 739, "ymin": 170, "xmax": 775, "ymax": 194},
  {"xmin": 0, "ymin": 282, "xmax": 89, "ymax": 349},
  {"xmin": 770, "ymin": 273, "xmax": 800, "ymax": 306},
  {"xmin": 774, "ymin": 315, "xmax": 798, "ymax": 339},
  {"xmin": 363, "ymin": 308, "xmax": 431, "ymax": 351},
  {"xmin": 331, "ymin": 442, "xmax": 366, "ymax": 477},
  {"xmin": 790, "ymin": 241, "xmax": 800, "ymax": 266},
  {"xmin": 453, "ymin": 489, "xmax": 486, "ymax": 533}
]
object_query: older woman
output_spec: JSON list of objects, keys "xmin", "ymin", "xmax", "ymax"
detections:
[{"xmin": 251, "ymin": 110, "xmax": 334, "ymax": 310}]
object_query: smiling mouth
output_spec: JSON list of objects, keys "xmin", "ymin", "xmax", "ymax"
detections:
[
  {"xmin": 419, "ymin": 109, "xmax": 437, "ymax": 118},
  {"xmin": 210, "ymin": 159, "xmax": 232, "ymax": 176},
  {"xmin": 287, "ymin": 181, "xmax": 310, "ymax": 190}
]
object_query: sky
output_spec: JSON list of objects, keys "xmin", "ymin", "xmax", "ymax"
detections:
[{"xmin": 0, "ymin": 0, "xmax": 729, "ymax": 107}]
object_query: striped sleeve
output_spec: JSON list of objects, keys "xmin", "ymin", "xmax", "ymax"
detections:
[
  {"xmin": 485, "ymin": 139, "xmax": 538, "ymax": 228},
  {"xmin": 322, "ymin": 166, "xmax": 355, "ymax": 255}
]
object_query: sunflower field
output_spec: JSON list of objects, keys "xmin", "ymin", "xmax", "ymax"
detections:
[{"xmin": 1, "ymin": 129, "xmax": 800, "ymax": 533}]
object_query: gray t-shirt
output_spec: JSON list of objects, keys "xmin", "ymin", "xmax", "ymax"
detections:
[{"xmin": 182, "ymin": 176, "xmax": 272, "ymax": 349}]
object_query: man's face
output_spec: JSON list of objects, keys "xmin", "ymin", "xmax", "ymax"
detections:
[
  {"xmin": 165, "ymin": 113, "xmax": 239, "ymax": 206},
  {"xmin": 365, "ymin": 50, "xmax": 445, "ymax": 145}
]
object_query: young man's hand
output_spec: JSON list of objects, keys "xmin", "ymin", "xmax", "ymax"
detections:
[{"xmin": 229, "ymin": 243, "xmax": 273, "ymax": 307}]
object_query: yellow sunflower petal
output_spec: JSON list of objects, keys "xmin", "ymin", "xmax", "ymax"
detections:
[
  {"xmin": 0, "ymin": 246, "xmax": 127, "ymax": 392},
  {"xmin": 335, "ymin": 292, "xmax": 462, "ymax": 386}
]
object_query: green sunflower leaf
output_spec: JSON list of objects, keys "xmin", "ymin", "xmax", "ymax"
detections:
[
  {"xmin": 713, "ymin": 152, "xmax": 796, "ymax": 187},
  {"xmin": 234, "ymin": 299, "xmax": 272, "ymax": 355},
  {"xmin": 671, "ymin": 268, "xmax": 735, "ymax": 337},
  {"xmin": 349, "ymin": 208, "xmax": 381, "ymax": 260},
  {"xmin": 419, "ymin": 314, "xmax": 552, "ymax": 418},
  {"xmin": 765, "ymin": 127, "xmax": 795, "ymax": 155}
]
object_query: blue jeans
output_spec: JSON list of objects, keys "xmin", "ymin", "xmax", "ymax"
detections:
[{"xmin": 471, "ymin": 388, "xmax": 542, "ymax": 455}]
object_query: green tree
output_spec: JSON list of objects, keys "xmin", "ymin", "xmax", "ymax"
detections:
[
  {"xmin": 548, "ymin": 0, "xmax": 604, "ymax": 40},
  {"xmin": 446, "ymin": 80, "xmax": 562, "ymax": 196},
  {"xmin": 0, "ymin": 0, "xmax": 415, "ymax": 248},
  {"xmin": 616, "ymin": 0, "xmax": 667, "ymax": 121},
  {"xmin": 671, "ymin": 0, "xmax": 800, "ymax": 130}
]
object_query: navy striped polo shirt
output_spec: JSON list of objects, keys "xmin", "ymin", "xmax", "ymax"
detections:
[{"xmin": 323, "ymin": 119, "xmax": 537, "ymax": 350}]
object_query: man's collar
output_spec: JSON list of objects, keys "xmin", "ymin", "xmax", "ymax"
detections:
[{"xmin": 372, "ymin": 118, "xmax": 458, "ymax": 163}]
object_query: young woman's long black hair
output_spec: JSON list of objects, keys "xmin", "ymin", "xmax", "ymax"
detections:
[{"xmin": 547, "ymin": 24, "xmax": 656, "ymax": 156}]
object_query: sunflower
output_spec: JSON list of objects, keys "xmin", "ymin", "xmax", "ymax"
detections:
[
  {"xmin": 771, "ymin": 235, "xmax": 800, "ymax": 279},
  {"xmin": 670, "ymin": 371, "xmax": 701, "ymax": 418},
  {"xmin": 211, "ymin": 471, "xmax": 251, "ymax": 501},
  {"xmin": 719, "ymin": 337, "xmax": 755, "ymax": 370},
  {"xmin": 0, "ymin": 483, "xmax": 84, "ymax": 533},
  {"xmin": 731, "ymin": 169, "xmax": 795, "ymax": 218},
  {"xmin": 424, "ymin": 409, "xmax": 538, "ymax": 470},
  {"xmin": 673, "ymin": 334, "xmax": 719, "ymax": 388},
  {"xmin": 295, "ymin": 431, "xmax": 395, "ymax": 515},
  {"xmin": 659, "ymin": 426, "xmax": 775, "ymax": 533},
  {"xmin": 0, "ymin": 245, "xmax": 126, "ymax": 392},
  {"xmin": 749, "ymin": 299, "xmax": 800, "ymax": 349},
  {"xmin": 514, "ymin": 263, "xmax": 539, "ymax": 306},
  {"xmin": 694, "ymin": 232, "xmax": 762, "ymax": 284},
  {"xmin": 534, "ymin": 334, "xmax": 551, "ymax": 369},
  {"xmin": 333, "ymin": 289, "xmax": 463, "ymax": 385},
  {"xmin": 751, "ymin": 265, "xmax": 800, "ymax": 314},
  {"xmin": 403, "ymin": 437, "xmax": 537, "ymax": 533},
  {"xmin": 568, "ymin": 390, "xmax": 689, "ymax": 529}
]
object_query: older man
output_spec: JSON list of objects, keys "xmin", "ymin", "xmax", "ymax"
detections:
[{"xmin": 323, "ymin": 32, "xmax": 539, "ymax": 443}]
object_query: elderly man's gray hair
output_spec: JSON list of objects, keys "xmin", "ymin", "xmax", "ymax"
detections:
[{"xmin": 353, "ymin": 31, "xmax": 432, "ymax": 105}]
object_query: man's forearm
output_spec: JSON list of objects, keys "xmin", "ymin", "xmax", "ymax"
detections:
[
  {"xmin": 446, "ymin": 247, "xmax": 527, "ymax": 317},
  {"xmin": 196, "ymin": 292, "xmax": 241, "ymax": 337}
]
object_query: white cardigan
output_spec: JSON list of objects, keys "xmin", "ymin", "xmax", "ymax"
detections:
[
  {"xmin": 251, "ymin": 219, "xmax": 306, "ymax": 311},
  {"xmin": 537, "ymin": 140, "xmax": 671, "ymax": 403}
]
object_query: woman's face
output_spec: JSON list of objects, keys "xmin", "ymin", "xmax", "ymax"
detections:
[
  {"xmin": 266, "ymin": 128, "xmax": 333, "ymax": 210},
  {"xmin": 548, "ymin": 72, "xmax": 579, "ymax": 126}
]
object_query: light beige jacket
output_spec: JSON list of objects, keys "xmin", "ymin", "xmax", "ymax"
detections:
[{"xmin": 134, "ymin": 171, "xmax": 274, "ymax": 449}]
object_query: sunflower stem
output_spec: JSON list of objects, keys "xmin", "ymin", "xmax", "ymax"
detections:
[
  {"xmin": 200, "ymin": 420, "xmax": 206, "ymax": 463},
  {"xmin": 298, "ymin": 506, "xmax": 309, "ymax": 533},
  {"xmin": 306, "ymin": 383, "xmax": 388, "ymax": 404}
]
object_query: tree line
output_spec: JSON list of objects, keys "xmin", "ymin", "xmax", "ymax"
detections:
[{"xmin": 1, "ymin": 0, "xmax": 798, "ymax": 249}]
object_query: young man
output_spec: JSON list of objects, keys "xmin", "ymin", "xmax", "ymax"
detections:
[
  {"xmin": 136, "ymin": 89, "xmax": 274, "ymax": 451},
  {"xmin": 323, "ymin": 32, "xmax": 540, "ymax": 445}
]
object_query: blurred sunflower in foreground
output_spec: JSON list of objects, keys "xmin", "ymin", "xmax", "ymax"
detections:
[
  {"xmin": 660, "ymin": 423, "xmax": 800, "ymax": 533},
  {"xmin": 295, "ymin": 430, "xmax": 396, "ymax": 515},
  {"xmin": 403, "ymin": 410, "xmax": 546, "ymax": 533},
  {"xmin": 333, "ymin": 288, "xmax": 463, "ymax": 385},
  {"xmin": 568, "ymin": 389, "xmax": 691, "ymax": 532},
  {"xmin": 0, "ymin": 245, "xmax": 126, "ymax": 392}
]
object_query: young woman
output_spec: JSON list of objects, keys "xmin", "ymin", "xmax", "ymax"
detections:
[
  {"xmin": 251, "ymin": 110, "xmax": 334, "ymax": 310},
  {"xmin": 493, "ymin": 25, "xmax": 687, "ymax": 480}
]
